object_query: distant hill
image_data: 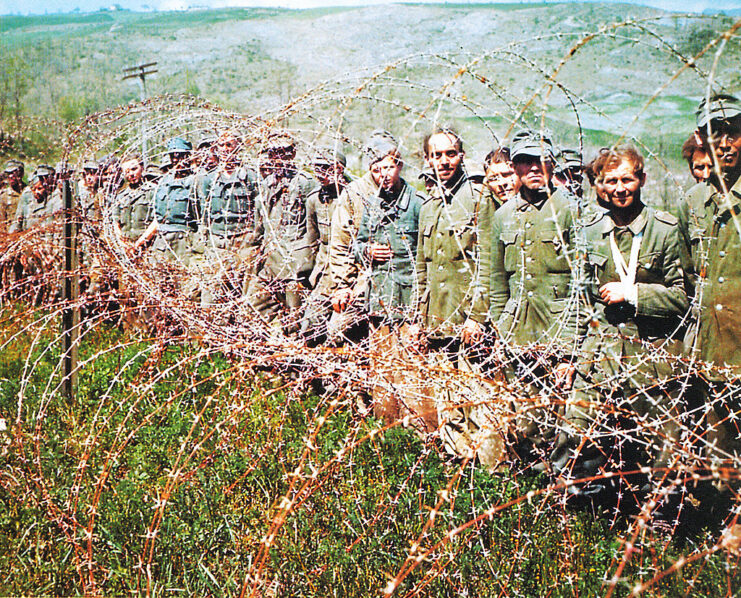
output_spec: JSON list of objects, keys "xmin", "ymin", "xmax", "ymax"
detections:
[{"xmin": 0, "ymin": 3, "xmax": 739, "ymax": 182}]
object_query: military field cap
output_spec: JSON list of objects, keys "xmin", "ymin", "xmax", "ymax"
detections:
[
  {"xmin": 556, "ymin": 148, "xmax": 583, "ymax": 171},
  {"xmin": 313, "ymin": 145, "xmax": 347, "ymax": 167},
  {"xmin": 144, "ymin": 164, "xmax": 162, "ymax": 179},
  {"xmin": 56, "ymin": 160, "xmax": 73, "ymax": 174},
  {"xmin": 364, "ymin": 129, "xmax": 398, "ymax": 164},
  {"xmin": 29, "ymin": 164, "xmax": 55, "ymax": 183},
  {"xmin": 197, "ymin": 136, "xmax": 217, "ymax": 149},
  {"xmin": 4, "ymin": 159, "xmax": 23, "ymax": 173},
  {"xmin": 510, "ymin": 129, "xmax": 555, "ymax": 161},
  {"xmin": 418, "ymin": 167, "xmax": 435, "ymax": 181},
  {"xmin": 265, "ymin": 132, "xmax": 296, "ymax": 152},
  {"xmin": 166, "ymin": 137, "xmax": 192, "ymax": 153},
  {"xmin": 82, "ymin": 159, "xmax": 99, "ymax": 171},
  {"xmin": 696, "ymin": 93, "xmax": 741, "ymax": 128}
]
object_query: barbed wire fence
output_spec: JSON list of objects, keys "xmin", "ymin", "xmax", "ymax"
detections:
[{"xmin": 2, "ymin": 14, "xmax": 741, "ymax": 597}]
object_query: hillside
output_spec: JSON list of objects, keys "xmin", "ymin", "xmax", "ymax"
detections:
[{"xmin": 0, "ymin": 3, "xmax": 739, "ymax": 176}]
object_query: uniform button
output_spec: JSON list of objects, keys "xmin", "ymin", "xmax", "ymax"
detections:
[
  {"xmin": 525, "ymin": 223, "xmax": 532, "ymax": 228},
  {"xmin": 440, "ymin": 282, "xmax": 446, "ymax": 288},
  {"xmin": 618, "ymin": 322, "xmax": 626, "ymax": 329},
  {"xmin": 716, "ymin": 304, "xmax": 723, "ymax": 311},
  {"xmin": 525, "ymin": 273, "xmax": 532, "ymax": 280},
  {"xmin": 526, "ymin": 240, "xmax": 532, "ymax": 246},
  {"xmin": 526, "ymin": 257, "xmax": 532, "ymax": 263},
  {"xmin": 438, "ymin": 265, "xmax": 444, "ymax": 271},
  {"xmin": 527, "ymin": 291, "xmax": 533, "ymax": 297},
  {"xmin": 720, "ymin": 251, "xmax": 726, "ymax": 257},
  {"xmin": 719, "ymin": 277, "xmax": 725, "ymax": 283},
  {"xmin": 437, "ymin": 249, "xmax": 443, "ymax": 255}
]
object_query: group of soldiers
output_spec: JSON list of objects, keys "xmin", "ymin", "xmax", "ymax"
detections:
[{"xmin": 2, "ymin": 92, "xmax": 741, "ymax": 526}]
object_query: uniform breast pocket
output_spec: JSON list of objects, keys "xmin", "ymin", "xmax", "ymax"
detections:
[
  {"xmin": 421, "ymin": 222, "xmax": 435, "ymax": 261},
  {"xmin": 448, "ymin": 216, "xmax": 477, "ymax": 261},
  {"xmin": 500, "ymin": 230, "xmax": 519, "ymax": 272},
  {"xmin": 586, "ymin": 252, "xmax": 608, "ymax": 297},
  {"xmin": 540, "ymin": 230, "xmax": 569, "ymax": 272},
  {"xmin": 637, "ymin": 251, "xmax": 663, "ymax": 282}
]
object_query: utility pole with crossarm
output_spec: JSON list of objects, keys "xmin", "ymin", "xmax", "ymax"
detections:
[{"xmin": 123, "ymin": 61, "xmax": 158, "ymax": 161}]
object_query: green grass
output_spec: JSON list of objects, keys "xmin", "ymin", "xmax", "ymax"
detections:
[{"xmin": 0, "ymin": 303, "xmax": 737, "ymax": 596}]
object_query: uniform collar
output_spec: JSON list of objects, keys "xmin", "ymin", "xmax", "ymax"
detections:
[
  {"xmin": 514, "ymin": 186, "xmax": 552, "ymax": 212},
  {"xmin": 709, "ymin": 173, "xmax": 741, "ymax": 214},
  {"xmin": 600, "ymin": 204, "xmax": 648, "ymax": 237}
]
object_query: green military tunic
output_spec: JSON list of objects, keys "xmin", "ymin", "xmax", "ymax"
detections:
[
  {"xmin": 113, "ymin": 180, "xmax": 154, "ymax": 241},
  {"xmin": 488, "ymin": 186, "xmax": 582, "ymax": 353},
  {"xmin": 579, "ymin": 205, "xmax": 688, "ymax": 389},
  {"xmin": 197, "ymin": 166, "xmax": 259, "ymax": 242},
  {"xmin": 682, "ymin": 176, "xmax": 741, "ymax": 378},
  {"xmin": 0, "ymin": 184, "xmax": 23, "ymax": 234},
  {"xmin": 10, "ymin": 187, "xmax": 64, "ymax": 233},
  {"xmin": 416, "ymin": 172, "xmax": 486, "ymax": 338},
  {"xmin": 152, "ymin": 172, "xmax": 200, "ymax": 264},
  {"xmin": 354, "ymin": 180, "xmax": 423, "ymax": 320},
  {"xmin": 305, "ymin": 177, "xmax": 349, "ymax": 290}
]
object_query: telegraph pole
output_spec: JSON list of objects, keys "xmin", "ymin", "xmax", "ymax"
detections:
[{"xmin": 123, "ymin": 61, "xmax": 158, "ymax": 161}]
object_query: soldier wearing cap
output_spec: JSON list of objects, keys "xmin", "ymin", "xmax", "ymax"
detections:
[
  {"xmin": 0, "ymin": 160, "xmax": 25, "ymax": 234},
  {"xmin": 193, "ymin": 136, "xmax": 219, "ymax": 174},
  {"xmin": 299, "ymin": 144, "xmax": 351, "ymax": 344},
  {"xmin": 138, "ymin": 137, "xmax": 201, "ymax": 266},
  {"xmin": 350, "ymin": 138, "xmax": 428, "ymax": 425},
  {"xmin": 554, "ymin": 148, "xmax": 584, "ymax": 199},
  {"xmin": 196, "ymin": 131, "xmax": 260, "ymax": 304},
  {"xmin": 680, "ymin": 93, "xmax": 741, "ymax": 462},
  {"xmin": 480, "ymin": 128, "xmax": 584, "ymax": 469},
  {"xmin": 10, "ymin": 165, "xmax": 62, "ymax": 233},
  {"xmin": 77, "ymin": 158, "xmax": 103, "ymax": 222},
  {"xmin": 325, "ymin": 130, "xmax": 402, "ymax": 345},
  {"xmin": 244, "ymin": 133, "xmax": 317, "ymax": 332}
]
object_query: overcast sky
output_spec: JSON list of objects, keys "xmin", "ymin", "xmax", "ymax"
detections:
[{"xmin": 1, "ymin": 0, "xmax": 740, "ymax": 15}]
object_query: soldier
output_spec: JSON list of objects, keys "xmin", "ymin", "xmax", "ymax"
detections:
[
  {"xmin": 111, "ymin": 153, "xmax": 154, "ymax": 246},
  {"xmin": 328, "ymin": 131, "xmax": 402, "ymax": 345},
  {"xmin": 197, "ymin": 131, "xmax": 260, "ymax": 304},
  {"xmin": 352, "ymin": 141, "xmax": 428, "ymax": 425},
  {"xmin": 411, "ymin": 127, "xmax": 496, "ymax": 458},
  {"xmin": 0, "ymin": 160, "xmax": 25, "ymax": 234},
  {"xmin": 244, "ymin": 133, "xmax": 317, "ymax": 333},
  {"xmin": 77, "ymin": 159, "xmax": 104, "ymax": 223},
  {"xmin": 482, "ymin": 129, "xmax": 583, "ymax": 470},
  {"xmin": 299, "ymin": 145, "xmax": 351, "ymax": 344},
  {"xmin": 551, "ymin": 146, "xmax": 688, "ymax": 513},
  {"xmin": 138, "ymin": 137, "xmax": 201, "ymax": 266},
  {"xmin": 681, "ymin": 93, "xmax": 741, "ymax": 468},
  {"xmin": 554, "ymin": 148, "xmax": 585, "ymax": 199},
  {"xmin": 681, "ymin": 132, "xmax": 713, "ymax": 184},
  {"xmin": 483, "ymin": 147, "xmax": 519, "ymax": 209},
  {"xmin": 10, "ymin": 165, "xmax": 60, "ymax": 233},
  {"xmin": 193, "ymin": 136, "xmax": 219, "ymax": 175}
]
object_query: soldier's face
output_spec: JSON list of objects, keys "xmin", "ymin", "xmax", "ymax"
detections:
[
  {"xmin": 217, "ymin": 137, "xmax": 240, "ymax": 164},
  {"xmin": 513, "ymin": 156, "xmax": 553, "ymax": 191},
  {"xmin": 314, "ymin": 162, "xmax": 344, "ymax": 187},
  {"xmin": 602, "ymin": 159, "xmax": 645, "ymax": 211},
  {"xmin": 31, "ymin": 179, "xmax": 48, "ymax": 200},
  {"xmin": 690, "ymin": 149, "xmax": 712, "ymax": 183},
  {"xmin": 425, "ymin": 133, "xmax": 463, "ymax": 183},
  {"xmin": 707, "ymin": 119, "xmax": 741, "ymax": 173},
  {"xmin": 7, "ymin": 170, "xmax": 22, "ymax": 188},
  {"xmin": 122, "ymin": 159, "xmax": 143, "ymax": 185},
  {"xmin": 485, "ymin": 160, "xmax": 520, "ymax": 200},
  {"xmin": 370, "ymin": 154, "xmax": 402, "ymax": 193},
  {"xmin": 84, "ymin": 169, "xmax": 99, "ymax": 188}
]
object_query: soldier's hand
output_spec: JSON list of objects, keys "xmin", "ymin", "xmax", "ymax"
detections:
[
  {"xmin": 367, "ymin": 243, "xmax": 392, "ymax": 263},
  {"xmin": 331, "ymin": 287, "xmax": 354, "ymax": 313},
  {"xmin": 460, "ymin": 319, "xmax": 483, "ymax": 344},
  {"xmin": 554, "ymin": 362, "xmax": 576, "ymax": 390},
  {"xmin": 599, "ymin": 282, "xmax": 626, "ymax": 304}
]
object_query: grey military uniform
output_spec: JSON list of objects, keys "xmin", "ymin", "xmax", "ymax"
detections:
[
  {"xmin": 197, "ymin": 166, "xmax": 259, "ymax": 243},
  {"xmin": 10, "ymin": 187, "xmax": 64, "ymax": 233},
  {"xmin": 113, "ymin": 180, "xmax": 154, "ymax": 241},
  {"xmin": 1, "ymin": 185, "xmax": 23, "ymax": 234},
  {"xmin": 354, "ymin": 180, "xmax": 423, "ymax": 320}
]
